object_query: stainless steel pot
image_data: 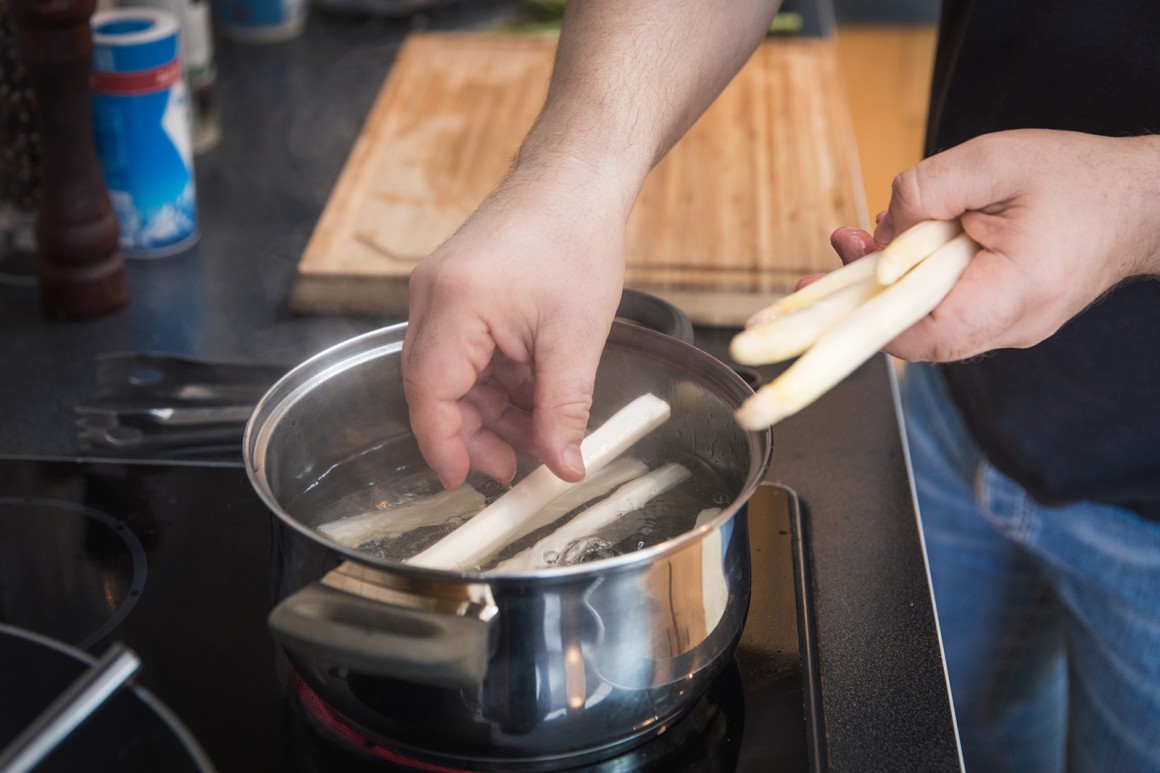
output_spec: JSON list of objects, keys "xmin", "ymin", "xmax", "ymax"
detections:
[{"xmin": 244, "ymin": 321, "xmax": 771, "ymax": 770}]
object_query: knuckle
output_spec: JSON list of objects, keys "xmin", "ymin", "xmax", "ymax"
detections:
[
  {"xmin": 426, "ymin": 266, "xmax": 477, "ymax": 305},
  {"xmin": 927, "ymin": 292, "xmax": 1018, "ymax": 362},
  {"xmin": 548, "ymin": 393, "xmax": 594, "ymax": 429},
  {"xmin": 929, "ymin": 319, "xmax": 985, "ymax": 363},
  {"xmin": 927, "ymin": 338, "xmax": 974, "ymax": 364},
  {"xmin": 534, "ymin": 383, "xmax": 595, "ymax": 439},
  {"xmin": 411, "ymin": 251, "xmax": 489, "ymax": 308},
  {"xmin": 889, "ymin": 167, "xmax": 923, "ymax": 212},
  {"xmin": 964, "ymin": 133, "xmax": 1004, "ymax": 170}
]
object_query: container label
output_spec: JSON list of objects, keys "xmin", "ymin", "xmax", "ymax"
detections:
[
  {"xmin": 91, "ymin": 60, "xmax": 182, "ymax": 97},
  {"xmin": 92, "ymin": 79, "xmax": 197, "ymax": 254}
]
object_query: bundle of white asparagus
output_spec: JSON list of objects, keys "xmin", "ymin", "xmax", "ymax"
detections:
[{"xmin": 731, "ymin": 220, "xmax": 979, "ymax": 430}]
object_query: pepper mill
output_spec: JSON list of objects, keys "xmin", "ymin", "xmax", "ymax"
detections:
[{"xmin": 9, "ymin": 0, "xmax": 128, "ymax": 319}]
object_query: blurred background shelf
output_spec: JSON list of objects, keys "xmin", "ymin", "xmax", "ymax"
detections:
[{"xmin": 836, "ymin": 24, "xmax": 937, "ymax": 222}]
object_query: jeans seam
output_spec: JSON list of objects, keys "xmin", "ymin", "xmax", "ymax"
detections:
[
  {"xmin": 983, "ymin": 588, "xmax": 1059, "ymax": 751},
  {"xmin": 978, "ymin": 464, "xmax": 1036, "ymax": 543},
  {"xmin": 1013, "ymin": 482, "xmax": 1035, "ymax": 542}
]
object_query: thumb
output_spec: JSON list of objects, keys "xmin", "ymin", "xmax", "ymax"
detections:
[
  {"xmin": 530, "ymin": 335, "xmax": 607, "ymax": 483},
  {"xmin": 874, "ymin": 133, "xmax": 1018, "ymax": 245}
]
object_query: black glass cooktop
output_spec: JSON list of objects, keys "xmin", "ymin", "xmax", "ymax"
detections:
[{"xmin": 0, "ymin": 458, "xmax": 821, "ymax": 772}]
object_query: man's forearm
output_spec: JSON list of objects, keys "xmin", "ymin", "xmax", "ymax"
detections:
[
  {"xmin": 511, "ymin": 0, "xmax": 782, "ymax": 219},
  {"xmin": 1122, "ymin": 134, "xmax": 1160, "ymax": 278}
]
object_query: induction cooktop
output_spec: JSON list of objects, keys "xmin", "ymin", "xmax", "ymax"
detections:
[{"xmin": 0, "ymin": 457, "xmax": 823, "ymax": 771}]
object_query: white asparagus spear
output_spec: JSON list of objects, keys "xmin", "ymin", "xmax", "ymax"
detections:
[
  {"xmin": 747, "ymin": 252, "xmax": 880, "ymax": 325},
  {"xmin": 317, "ymin": 459, "xmax": 647, "ymax": 552},
  {"xmin": 694, "ymin": 507, "xmax": 723, "ymax": 528},
  {"xmin": 406, "ymin": 393, "xmax": 672, "ymax": 570},
  {"xmin": 735, "ymin": 233, "xmax": 979, "ymax": 430},
  {"xmin": 731, "ymin": 274, "xmax": 881, "ymax": 365},
  {"xmin": 876, "ymin": 219, "xmax": 963, "ymax": 285},
  {"xmin": 470, "ymin": 456, "xmax": 649, "ymax": 567},
  {"xmin": 503, "ymin": 456, "xmax": 649, "ymax": 533},
  {"xmin": 495, "ymin": 463, "xmax": 691, "ymax": 571},
  {"xmin": 317, "ymin": 485, "xmax": 487, "ymax": 548}
]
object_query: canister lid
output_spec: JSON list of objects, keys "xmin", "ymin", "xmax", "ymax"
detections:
[{"xmin": 91, "ymin": 9, "xmax": 179, "ymax": 73}]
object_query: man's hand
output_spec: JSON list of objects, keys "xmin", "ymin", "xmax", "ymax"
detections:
[
  {"xmin": 402, "ymin": 165, "xmax": 626, "ymax": 491},
  {"xmin": 833, "ymin": 129, "xmax": 1160, "ymax": 362},
  {"xmin": 400, "ymin": 0, "xmax": 783, "ymax": 488}
]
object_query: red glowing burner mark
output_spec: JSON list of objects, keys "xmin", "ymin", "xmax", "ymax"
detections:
[{"xmin": 291, "ymin": 670, "xmax": 472, "ymax": 773}]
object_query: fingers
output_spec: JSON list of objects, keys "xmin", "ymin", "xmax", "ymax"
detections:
[
  {"xmin": 793, "ymin": 272, "xmax": 826, "ymax": 292},
  {"xmin": 881, "ymin": 248, "xmax": 1026, "ymax": 361},
  {"xmin": 790, "ymin": 227, "xmax": 877, "ymax": 294},
  {"xmin": 458, "ymin": 400, "xmax": 520, "ymax": 486},
  {"xmin": 528, "ymin": 324, "xmax": 610, "ymax": 483},
  {"xmin": 875, "ymin": 133, "xmax": 1019, "ymax": 245},
  {"xmin": 829, "ymin": 226, "xmax": 877, "ymax": 265},
  {"xmin": 402, "ymin": 181, "xmax": 627, "ymax": 489},
  {"xmin": 404, "ymin": 314, "xmax": 547, "ymax": 488},
  {"xmin": 463, "ymin": 379, "xmax": 534, "ymax": 468},
  {"xmin": 488, "ymin": 354, "xmax": 536, "ymax": 414},
  {"xmin": 406, "ymin": 392, "xmax": 472, "ymax": 491},
  {"xmin": 533, "ymin": 384, "xmax": 595, "ymax": 482},
  {"xmin": 405, "ymin": 291, "xmax": 610, "ymax": 488},
  {"xmin": 402, "ymin": 307, "xmax": 495, "ymax": 490}
]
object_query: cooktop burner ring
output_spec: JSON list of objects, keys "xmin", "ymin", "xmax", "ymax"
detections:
[{"xmin": 0, "ymin": 496, "xmax": 147, "ymax": 649}]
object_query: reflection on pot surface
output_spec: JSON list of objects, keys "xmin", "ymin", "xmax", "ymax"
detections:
[{"xmin": 268, "ymin": 512, "xmax": 751, "ymax": 769}]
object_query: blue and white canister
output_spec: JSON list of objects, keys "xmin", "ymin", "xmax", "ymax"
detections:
[
  {"xmin": 214, "ymin": 0, "xmax": 307, "ymax": 44},
  {"xmin": 91, "ymin": 8, "xmax": 199, "ymax": 257}
]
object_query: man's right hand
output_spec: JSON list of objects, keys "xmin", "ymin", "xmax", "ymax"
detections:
[
  {"xmin": 402, "ymin": 164, "xmax": 627, "ymax": 491},
  {"xmin": 401, "ymin": 0, "xmax": 785, "ymax": 490}
]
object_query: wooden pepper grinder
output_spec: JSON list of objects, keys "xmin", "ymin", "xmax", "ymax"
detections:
[{"xmin": 9, "ymin": 0, "xmax": 128, "ymax": 319}]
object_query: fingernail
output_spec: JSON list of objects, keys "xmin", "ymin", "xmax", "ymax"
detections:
[{"xmin": 562, "ymin": 444, "xmax": 585, "ymax": 479}]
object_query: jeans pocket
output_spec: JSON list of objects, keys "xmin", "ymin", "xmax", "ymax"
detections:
[{"xmin": 977, "ymin": 464, "xmax": 1036, "ymax": 543}]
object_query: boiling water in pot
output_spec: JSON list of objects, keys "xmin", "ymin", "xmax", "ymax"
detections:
[{"xmin": 286, "ymin": 435, "xmax": 735, "ymax": 572}]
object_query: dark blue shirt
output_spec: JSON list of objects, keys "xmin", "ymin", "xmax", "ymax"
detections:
[{"xmin": 928, "ymin": 0, "xmax": 1160, "ymax": 519}]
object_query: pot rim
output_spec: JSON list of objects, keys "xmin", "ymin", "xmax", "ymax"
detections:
[{"xmin": 244, "ymin": 322, "xmax": 772, "ymax": 582}]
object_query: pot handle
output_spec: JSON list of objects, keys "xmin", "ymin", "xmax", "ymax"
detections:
[{"xmin": 268, "ymin": 582, "xmax": 493, "ymax": 690}]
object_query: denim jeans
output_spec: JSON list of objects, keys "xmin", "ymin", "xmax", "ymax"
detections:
[{"xmin": 900, "ymin": 362, "xmax": 1160, "ymax": 773}]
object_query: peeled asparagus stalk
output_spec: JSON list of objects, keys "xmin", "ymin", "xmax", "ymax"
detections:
[
  {"xmin": 317, "ymin": 485, "xmax": 487, "ymax": 548},
  {"xmin": 318, "ymin": 460, "xmax": 647, "ymax": 554},
  {"xmin": 495, "ymin": 463, "xmax": 691, "ymax": 571},
  {"xmin": 876, "ymin": 219, "xmax": 963, "ymax": 285},
  {"xmin": 748, "ymin": 252, "xmax": 881, "ymax": 324},
  {"xmin": 694, "ymin": 507, "xmax": 723, "ymax": 528},
  {"xmin": 731, "ymin": 274, "xmax": 881, "ymax": 365},
  {"xmin": 504, "ymin": 456, "xmax": 648, "ymax": 527},
  {"xmin": 736, "ymin": 233, "xmax": 979, "ymax": 430},
  {"xmin": 472, "ymin": 456, "xmax": 649, "ymax": 566},
  {"xmin": 406, "ymin": 393, "xmax": 672, "ymax": 570}
]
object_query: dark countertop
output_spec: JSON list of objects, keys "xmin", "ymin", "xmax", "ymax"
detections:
[
  {"xmin": 695, "ymin": 329, "xmax": 960, "ymax": 773},
  {"xmin": 0, "ymin": 5, "xmax": 959, "ymax": 772}
]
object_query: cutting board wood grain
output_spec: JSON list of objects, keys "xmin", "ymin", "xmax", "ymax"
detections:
[{"xmin": 291, "ymin": 32, "xmax": 868, "ymax": 326}]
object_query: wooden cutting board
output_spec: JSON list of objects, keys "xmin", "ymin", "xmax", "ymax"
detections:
[{"xmin": 291, "ymin": 31, "xmax": 868, "ymax": 326}]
